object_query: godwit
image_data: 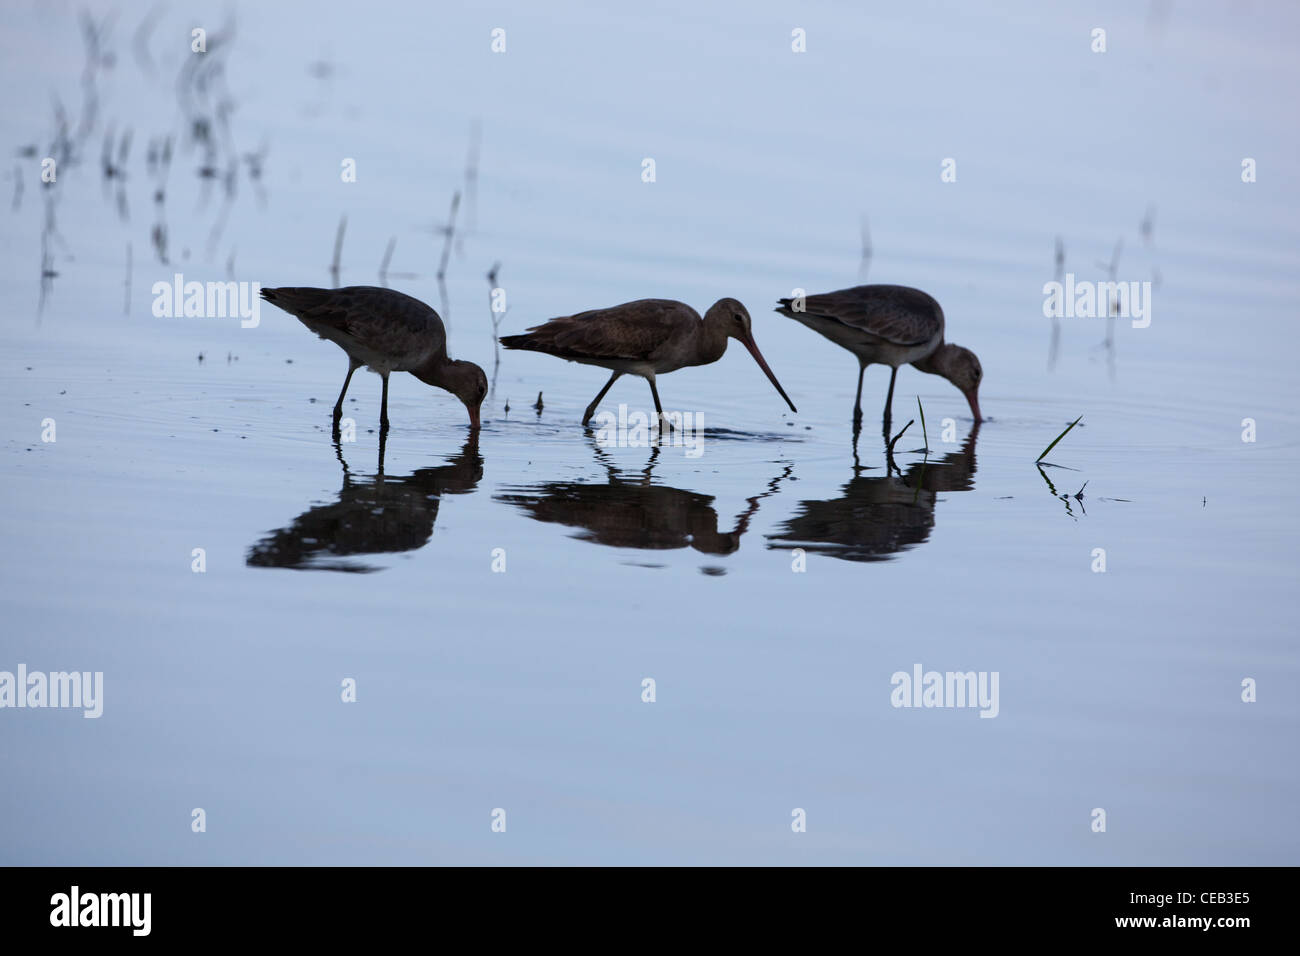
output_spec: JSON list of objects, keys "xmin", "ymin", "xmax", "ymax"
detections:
[
  {"xmin": 775, "ymin": 285, "xmax": 982, "ymax": 431},
  {"xmin": 261, "ymin": 286, "xmax": 487, "ymax": 430},
  {"xmin": 500, "ymin": 298, "xmax": 797, "ymax": 426}
]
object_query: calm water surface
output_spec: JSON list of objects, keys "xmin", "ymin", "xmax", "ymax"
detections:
[{"xmin": 1, "ymin": 0, "xmax": 1297, "ymax": 864}]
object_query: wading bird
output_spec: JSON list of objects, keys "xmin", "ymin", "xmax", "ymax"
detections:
[
  {"xmin": 500, "ymin": 298, "xmax": 796, "ymax": 427},
  {"xmin": 261, "ymin": 286, "xmax": 486, "ymax": 430},
  {"xmin": 775, "ymin": 284, "xmax": 982, "ymax": 431}
]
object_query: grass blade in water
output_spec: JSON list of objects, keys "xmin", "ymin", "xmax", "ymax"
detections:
[{"xmin": 1036, "ymin": 415, "xmax": 1083, "ymax": 463}]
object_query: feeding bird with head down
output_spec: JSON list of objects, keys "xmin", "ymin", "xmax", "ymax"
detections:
[
  {"xmin": 775, "ymin": 284, "xmax": 983, "ymax": 432},
  {"xmin": 260, "ymin": 285, "xmax": 487, "ymax": 431}
]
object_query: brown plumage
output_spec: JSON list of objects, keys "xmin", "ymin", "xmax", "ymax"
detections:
[
  {"xmin": 504, "ymin": 300, "xmax": 695, "ymax": 363},
  {"xmin": 775, "ymin": 284, "xmax": 983, "ymax": 430},
  {"xmin": 501, "ymin": 297, "xmax": 796, "ymax": 426},
  {"xmin": 261, "ymin": 285, "xmax": 486, "ymax": 430}
]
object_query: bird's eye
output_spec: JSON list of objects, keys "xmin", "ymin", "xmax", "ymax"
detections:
[{"xmin": 734, "ymin": 314, "xmax": 744, "ymax": 323}]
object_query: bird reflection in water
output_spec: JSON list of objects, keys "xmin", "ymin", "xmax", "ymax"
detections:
[
  {"xmin": 767, "ymin": 425, "xmax": 980, "ymax": 562},
  {"xmin": 495, "ymin": 441, "xmax": 792, "ymax": 563},
  {"xmin": 246, "ymin": 434, "xmax": 482, "ymax": 572}
]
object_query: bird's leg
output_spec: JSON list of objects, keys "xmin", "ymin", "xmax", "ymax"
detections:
[
  {"xmin": 881, "ymin": 366, "xmax": 898, "ymax": 439},
  {"xmin": 334, "ymin": 360, "xmax": 361, "ymax": 425},
  {"xmin": 380, "ymin": 372, "xmax": 391, "ymax": 432},
  {"xmin": 582, "ymin": 372, "xmax": 622, "ymax": 426},
  {"xmin": 853, "ymin": 362, "xmax": 866, "ymax": 432},
  {"xmin": 647, "ymin": 376, "xmax": 672, "ymax": 433}
]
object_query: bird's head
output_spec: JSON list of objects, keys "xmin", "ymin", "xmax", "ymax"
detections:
[
  {"xmin": 920, "ymin": 343, "xmax": 983, "ymax": 421},
  {"xmin": 706, "ymin": 297, "xmax": 754, "ymax": 343},
  {"xmin": 440, "ymin": 360, "xmax": 488, "ymax": 429},
  {"xmin": 705, "ymin": 298, "xmax": 798, "ymax": 414}
]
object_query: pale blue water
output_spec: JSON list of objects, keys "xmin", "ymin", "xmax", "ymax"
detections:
[{"xmin": 1, "ymin": 0, "xmax": 1297, "ymax": 864}]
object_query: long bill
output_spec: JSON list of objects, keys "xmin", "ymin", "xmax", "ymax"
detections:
[
  {"xmin": 740, "ymin": 333, "xmax": 797, "ymax": 413},
  {"xmin": 964, "ymin": 389, "xmax": 982, "ymax": 422}
]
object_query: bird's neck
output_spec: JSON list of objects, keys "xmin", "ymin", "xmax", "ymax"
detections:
[
  {"xmin": 912, "ymin": 341, "xmax": 953, "ymax": 379},
  {"xmin": 696, "ymin": 320, "xmax": 729, "ymax": 366},
  {"xmin": 413, "ymin": 354, "xmax": 454, "ymax": 388}
]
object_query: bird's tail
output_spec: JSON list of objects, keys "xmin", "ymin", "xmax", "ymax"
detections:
[
  {"xmin": 774, "ymin": 297, "xmax": 799, "ymax": 319},
  {"xmin": 259, "ymin": 286, "xmax": 337, "ymax": 318},
  {"xmin": 499, "ymin": 332, "xmax": 537, "ymax": 351}
]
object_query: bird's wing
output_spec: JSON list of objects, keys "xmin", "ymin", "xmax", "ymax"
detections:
[
  {"xmin": 502, "ymin": 299, "xmax": 693, "ymax": 361},
  {"xmin": 262, "ymin": 286, "xmax": 445, "ymax": 357},
  {"xmin": 777, "ymin": 285, "xmax": 942, "ymax": 347}
]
